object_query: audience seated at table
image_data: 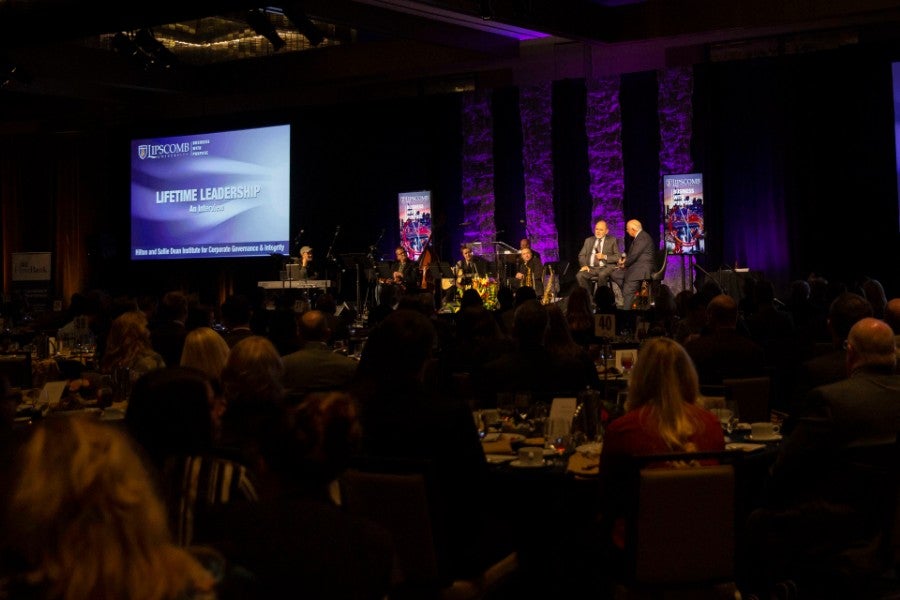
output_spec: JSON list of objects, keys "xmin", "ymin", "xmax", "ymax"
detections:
[
  {"xmin": 207, "ymin": 391, "xmax": 394, "ymax": 600},
  {"xmin": 597, "ymin": 336, "xmax": 726, "ymax": 559},
  {"xmin": 788, "ymin": 291, "xmax": 873, "ymax": 416},
  {"xmin": 683, "ymin": 294, "xmax": 767, "ymax": 386},
  {"xmin": 218, "ymin": 335, "xmax": 285, "ymax": 466},
  {"xmin": 125, "ymin": 366, "xmax": 259, "ymax": 548},
  {"xmin": 99, "ymin": 310, "xmax": 166, "ymax": 378},
  {"xmin": 445, "ymin": 304, "xmax": 512, "ymax": 378},
  {"xmin": 282, "ymin": 309, "xmax": 358, "ymax": 401},
  {"xmin": 565, "ymin": 285, "xmax": 596, "ymax": 348},
  {"xmin": 0, "ymin": 416, "xmax": 222, "ymax": 599},
  {"xmin": 746, "ymin": 317, "xmax": 900, "ymax": 598},
  {"xmin": 149, "ymin": 290, "xmax": 189, "ymax": 368},
  {"xmin": 219, "ymin": 294, "xmax": 256, "ymax": 348},
  {"xmin": 180, "ymin": 326, "xmax": 231, "ymax": 436},
  {"xmin": 350, "ymin": 309, "xmax": 512, "ymax": 581},
  {"xmin": 475, "ymin": 299, "xmax": 585, "ymax": 407},
  {"xmin": 544, "ymin": 302, "xmax": 602, "ymax": 394}
]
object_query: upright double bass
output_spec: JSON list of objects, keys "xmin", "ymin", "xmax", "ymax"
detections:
[{"xmin": 417, "ymin": 233, "xmax": 436, "ymax": 292}]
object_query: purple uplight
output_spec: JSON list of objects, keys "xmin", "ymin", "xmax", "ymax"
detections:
[
  {"xmin": 586, "ymin": 77, "xmax": 626, "ymax": 239},
  {"xmin": 520, "ymin": 82, "xmax": 559, "ymax": 262},
  {"xmin": 460, "ymin": 90, "xmax": 497, "ymax": 257}
]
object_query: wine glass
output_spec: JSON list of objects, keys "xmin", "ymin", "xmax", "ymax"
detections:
[
  {"xmin": 620, "ymin": 350, "xmax": 636, "ymax": 375},
  {"xmin": 544, "ymin": 418, "xmax": 573, "ymax": 455},
  {"xmin": 514, "ymin": 392, "xmax": 531, "ymax": 423}
]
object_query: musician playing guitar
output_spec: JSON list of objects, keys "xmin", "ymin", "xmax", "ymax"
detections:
[{"xmin": 454, "ymin": 244, "xmax": 489, "ymax": 288}]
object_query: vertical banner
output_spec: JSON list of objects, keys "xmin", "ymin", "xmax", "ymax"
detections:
[
  {"xmin": 398, "ymin": 191, "xmax": 432, "ymax": 261},
  {"xmin": 662, "ymin": 173, "xmax": 705, "ymax": 255}
]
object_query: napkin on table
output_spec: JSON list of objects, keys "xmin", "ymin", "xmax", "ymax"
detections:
[
  {"xmin": 481, "ymin": 437, "xmax": 514, "ymax": 455},
  {"xmin": 567, "ymin": 452, "xmax": 600, "ymax": 476}
]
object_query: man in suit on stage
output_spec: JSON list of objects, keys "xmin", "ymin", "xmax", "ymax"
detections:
[
  {"xmin": 611, "ymin": 219, "xmax": 657, "ymax": 310},
  {"xmin": 576, "ymin": 220, "xmax": 620, "ymax": 306}
]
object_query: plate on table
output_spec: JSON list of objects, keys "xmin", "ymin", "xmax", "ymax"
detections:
[
  {"xmin": 485, "ymin": 454, "xmax": 516, "ymax": 464},
  {"xmin": 509, "ymin": 459, "xmax": 546, "ymax": 469},
  {"xmin": 746, "ymin": 434, "xmax": 782, "ymax": 442},
  {"xmin": 735, "ymin": 422, "xmax": 752, "ymax": 431}
]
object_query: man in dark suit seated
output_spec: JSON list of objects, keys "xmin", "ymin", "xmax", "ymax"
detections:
[
  {"xmin": 282, "ymin": 310, "xmax": 358, "ymax": 400},
  {"xmin": 683, "ymin": 294, "xmax": 767, "ymax": 386},
  {"xmin": 790, "ymin": 291, "xmax": 874, "ymax": 414},
  {"xmin": 746, "ymin": 318, "xmax": 900, "ymax": 597},
  {"xmin": 149, "ymin": 290, "xmax": 188, "ymax": 367}
]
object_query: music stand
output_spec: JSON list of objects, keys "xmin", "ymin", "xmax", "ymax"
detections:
[{"xmin": 340, "ymin": 253, "xmax": 375, "ymax": 321}]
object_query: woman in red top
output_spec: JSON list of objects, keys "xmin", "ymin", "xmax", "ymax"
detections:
[{"xmin": 597, "ymin": 336, "xmax": 726, "ymax": 554}]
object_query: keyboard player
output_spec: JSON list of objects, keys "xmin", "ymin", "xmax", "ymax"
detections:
[{"xmin": 295, "ymin": 245, "xmax": 319, "ymax": 280}]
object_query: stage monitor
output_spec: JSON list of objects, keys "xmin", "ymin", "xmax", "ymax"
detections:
[
  {"xmin": 130, "ymin": 123, "xmax": 291, "ymax": 261},
  {"xmin": 662, "ymin": 172, "xmax": 705, "ymax": 255},
  {"xmin": 398, "ymin": 190, "xmax": 432, "ymax": 261}
]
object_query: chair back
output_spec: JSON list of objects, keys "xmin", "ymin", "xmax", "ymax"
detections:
[
  {"xmin": 338, "ymin": 457, "xmax": 450, "ymax": 587},
  {"xmin": 723, "ymin": 375, "xmax": 771, "ymax": 423},
  {"xmin": 0, "ymin": 352, "xmax": 32, "ymax": 389},
  {"xmin": 623, "ymin": 452, "xmax": 737, "ymax": 586},
  {"xmin": 650, "ymin": 247, "xmax": 668, "ymax": 282}
]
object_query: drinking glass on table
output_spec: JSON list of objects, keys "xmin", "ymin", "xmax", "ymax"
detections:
[
  {"xmin": 544, "ymin": 417, "xmax": 573, "ymax": 455},
  {"xmin": 711, "ymin": 401, "xmax": 740, "ymax": 435}
]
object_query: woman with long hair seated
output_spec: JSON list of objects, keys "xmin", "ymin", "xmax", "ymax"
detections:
[
  {"xmin": 100, "ymin": 310, "xmax": 166, "ymax": 378},
  {"xmin": 180, "ymin": 326, "xmax": 231, "ymax": 438},
  {"xmin": 0, "ymin": 416, "xmax": 217, "ymax": 599},
  {"xmin": 597, "ymin": 337, "xmax": 725, "ymax": 552}
]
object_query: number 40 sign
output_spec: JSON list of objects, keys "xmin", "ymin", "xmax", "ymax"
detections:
[{"xmin": 593, "ymin": 313, "xmax": 615, "ymax": 339}]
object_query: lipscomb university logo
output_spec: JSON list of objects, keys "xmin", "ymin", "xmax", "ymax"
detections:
[{"xmin": 138, "ymin": 145, "xmax": 149, "ymax": 160}]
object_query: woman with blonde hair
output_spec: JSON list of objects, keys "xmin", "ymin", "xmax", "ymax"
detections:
[
  {"xmin": 0, "ymin": 416, "xmax": 217, "ymax": 599},
  {"xmin": 596, "ymin": 337, "xmax": 725, "ymax": 561},
  {"xmin": 180, "ymin": 327, "xmax": 231, "ymax": 432},
  {"xmin": 180, "ymin": 327, "xmax": 230, "ymax": 383},
  {"xmin": 100, "ymin": 310, "xmax": 166, "ymax": 377},
  {"xmin": 603, "ymin": 336, "xmax": 724, "ymax": 455},
  {"xmin": 218, "ymin": 335, "xmax": 285, "ymax": 464}
]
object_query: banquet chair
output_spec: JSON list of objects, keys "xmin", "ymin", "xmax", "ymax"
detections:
[
  {"xmin": 634, "ymin": 246, "xmax": 668, "ymax": 311},
  {"xmin": 615, "ymin": 452, "xmax": 739, "ymax": 600},
  {"xmin": 0, "ymin": 351, "xmax": 32, "ymax": 389},
  {"xmin": 338, "ymin": 457, "xmax": 518, "ymax": 600}
]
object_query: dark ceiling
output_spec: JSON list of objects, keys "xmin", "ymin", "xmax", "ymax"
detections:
[{"xmin": 4, "ymin": 0, "xmax": 900, "ymax": 131}]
